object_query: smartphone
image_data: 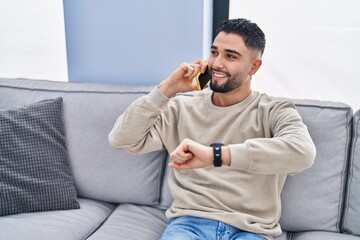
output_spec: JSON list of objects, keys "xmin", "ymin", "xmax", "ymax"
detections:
[{"xmin": 195, "ymin": 66, "xmax": 211, "ymax": 90}]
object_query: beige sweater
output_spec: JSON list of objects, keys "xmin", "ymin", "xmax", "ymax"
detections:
[{"xmin": 109, "ymin": 88, "xmax": 316, "ymax": 239}]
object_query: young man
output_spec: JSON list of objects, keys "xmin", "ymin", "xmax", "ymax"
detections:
[{"xmin": 109, "ymin": 18, "xmax": 316, "ymax": 240}]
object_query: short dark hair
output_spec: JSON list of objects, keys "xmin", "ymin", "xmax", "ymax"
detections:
[{"xmin": 215, "ymin": 18, "xmax": 266, "ymax": 56}]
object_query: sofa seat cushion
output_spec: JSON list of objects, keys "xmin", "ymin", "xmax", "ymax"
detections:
[
  {"xmin": 274, "ymin": 232, "xmax": 290, "ymax": 240},
  {"xmin": 0, "ymin": 198, "xmax": 115, "ymax": 240},
  {"xmin": 87, "ymin": 204, "xmax": 167, "ymax": 240},
  {"xmin": 291, "ymin": 231, "xmax": 360, "ymax": 240}
]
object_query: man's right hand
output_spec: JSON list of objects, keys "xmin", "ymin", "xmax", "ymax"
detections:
[{"xmin": 157, "ymin": 59, "xmax": 207, "ymax": 98}]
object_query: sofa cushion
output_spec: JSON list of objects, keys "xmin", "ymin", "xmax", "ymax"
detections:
[
  {"xmin": 291, "ymin": 231, "xmax": 360, "ymax": 240},
  {"xmin": 342, "ymin": 109, "xmax": 360, "ymax": 236},
  {"xmin": 274, "ymin": 232, "xmax": 290, "ymax": 240},
  {"xmin": 278, "ymin": 99, "xmax": 352, "ymax": 232},
  {"xmin": 0, "ymin": 98, "xmax": 79, "ymax": 216},
  {"xmin": 158, "ymin": 155, "xmax": 173, "ymax": 210},
  {"xmin": 87, "ymin": 204, "xmax": 167, "ymax": 240},
  {"xmin": 0, "ymin": 78, "xmax": 167, "ymax": 206},
  {"xmin": 0, "ymin": 198, "xmax": 115, "ymax": 240}
]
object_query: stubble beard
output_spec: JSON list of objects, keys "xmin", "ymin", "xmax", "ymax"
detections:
[{"xmin": 210, "ymin": 71, "xmax": 243, "ymax": 93}]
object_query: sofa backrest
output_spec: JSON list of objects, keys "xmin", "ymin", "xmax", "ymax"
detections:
[
  {"xmin": 342, "ymin": 109, "xmax": 360, "ymax": 236},
  {"xmin": 0, "ymin": 78, "xmax": 167, "ymax": 206},
  {"xmin": 279, "ymin": 99, "xmax": 353, "ymax": 233}
]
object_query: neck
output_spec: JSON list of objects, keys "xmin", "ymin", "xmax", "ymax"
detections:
[{"xmin": 212, "ymin": 86, "xmax": 252, "ymax": 107}]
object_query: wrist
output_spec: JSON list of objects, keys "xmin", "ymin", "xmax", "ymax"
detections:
[
  {"xmin": 209, "ymin": 144, "xmax": 231, "ymax": 167},
  {"xmin": 158, "ymin": 78, "xmax": 181, "ymax": 98},
  {"xmin": 221, "ymin": 146, "xmax": 231, "ymax": 166}
]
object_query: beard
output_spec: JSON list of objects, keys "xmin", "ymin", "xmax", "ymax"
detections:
[{"xmin": 209, "ymin": 70, "xmax": 243, "ymax": 93}]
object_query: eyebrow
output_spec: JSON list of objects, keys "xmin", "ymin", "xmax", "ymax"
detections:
[{"xmin": 211, "ymin": 45, "xmax": 241, "ymax": 56}]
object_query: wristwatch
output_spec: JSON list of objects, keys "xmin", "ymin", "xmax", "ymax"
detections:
[{"xmin": 210, "ymin": 143, "xmax": 224, "ymax": 167}]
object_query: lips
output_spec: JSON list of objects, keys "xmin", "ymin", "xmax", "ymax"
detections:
[{"xmin": 211, "ymin": 70, "xmax": 230, "ymax": 80}]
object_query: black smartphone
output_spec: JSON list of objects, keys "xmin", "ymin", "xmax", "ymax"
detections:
[{"xmin": 195, "ymin": 66, "xmax": 211, "ymax": 90}]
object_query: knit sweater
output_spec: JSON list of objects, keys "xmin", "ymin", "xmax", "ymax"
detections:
[{"xmin": 109, "ymin": 88, "xmax": 316, "ymax": 239}]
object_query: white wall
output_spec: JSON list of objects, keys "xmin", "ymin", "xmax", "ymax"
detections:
[
  {"xmin": 0, "ymin": 0, "xmax": 68, "ymax": 81},
  {"xmin": 229, "ymin": 0, "xmax": 360, "ymax": 110},
  {"xmin": 203, "ymin": 0, "xmax": 214, "ymax": 60}
]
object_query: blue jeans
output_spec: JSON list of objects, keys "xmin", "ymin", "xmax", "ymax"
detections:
[{"xmin": 160, "ymin": 216, "xmax": 267, "ymax": 240}]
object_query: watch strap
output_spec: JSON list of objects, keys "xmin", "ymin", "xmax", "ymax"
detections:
[{"xmin": 210, "ymin": 143, "xmax": 224, "ymax": 167}]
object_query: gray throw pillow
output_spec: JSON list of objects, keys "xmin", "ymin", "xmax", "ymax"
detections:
[{"xmin": 0, "ymin": 97, "xmax": 80, "ymax": 216}]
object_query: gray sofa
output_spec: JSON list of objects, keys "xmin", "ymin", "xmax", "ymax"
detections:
[{"xmin": 0, "ymin": 78, "xmax": 359, "ymax": 240}]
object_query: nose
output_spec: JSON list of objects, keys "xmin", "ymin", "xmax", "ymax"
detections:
[{"xmin": 212, "ymin": 56, "xmax": 224, "ymax": 70}]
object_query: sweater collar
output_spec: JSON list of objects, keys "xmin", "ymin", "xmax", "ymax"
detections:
[{"xmin": 205, "ymin": 90, "xmax": 259, "ymax": 112}]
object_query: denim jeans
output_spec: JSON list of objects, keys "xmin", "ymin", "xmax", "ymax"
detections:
[{"xmin": 160, "ymin": 216, "xmax": 267, "ymax": 240}]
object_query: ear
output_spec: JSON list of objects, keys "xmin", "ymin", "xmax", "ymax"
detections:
[{"xmin": 250, "ymin": 58, "xmax": 262, "ymax": 76}]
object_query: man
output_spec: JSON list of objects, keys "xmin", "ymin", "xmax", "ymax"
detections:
[{"xmin": 109, "ymin": 18, "xmax": 316, "ymax": 240}]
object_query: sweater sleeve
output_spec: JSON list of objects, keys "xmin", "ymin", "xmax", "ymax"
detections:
[
  {"xmin": 108, "ymin": 88, "xmax": 173, "ymax": 154},
  {"xmin": 229, "ymin": 101, "xmax": 316, "ymax": 175}
]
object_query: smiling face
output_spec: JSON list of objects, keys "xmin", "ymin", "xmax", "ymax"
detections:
[{"xmin": 208, "ymin": 32, "xmax": 262, "ymax": 94}]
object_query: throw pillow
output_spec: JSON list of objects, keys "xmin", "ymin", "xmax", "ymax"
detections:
[{"xmin": 0, "ymin": 97, "xmax": 80, "ymax": 216}]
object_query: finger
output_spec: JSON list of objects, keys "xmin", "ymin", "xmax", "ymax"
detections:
[
  {"xmin": 193, "ymin": 59, "xmax": 206, "ymax": 67},
  {"xmin": 180, "ymin": 62, "xmax": 189, "ymax": 71},
  {"xmin": 193, "ymin": 59, "xmax": 207, "ymax": 73},
  {"xmin": 190, "ymin": 84, "xmax": 199, "ymax": 92},
  {"xmin": 185, "ymin": 63, "xmax": 203, "ymax": 79},
  {"xmin": 184, "ymin": 66, "xmax": 196, "ymax": 78},
  {"xmin": 191, "ymin": 64, "xmax": 202, "ymax": 79},
  {"xmin": 180, "ymin": 63, "xmax": 194, "ymax": 76},
  {"xmin": 170, "ymin": 151, "xmax": 193, "ymax": 163},
  {"xmin": 168, "ymin": 162, "xmax": 180, "ymax": 169},
  {"xmin": 201, "ymin": 63, "xmax": 208, "ymax": 74},
  {"xmin": 170, "ymin": 154, "xmax": 184, "ymax": 165},
  {"xmin": 168, "ymin": 161, "xmax": 191, "ymax": 170}
]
